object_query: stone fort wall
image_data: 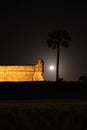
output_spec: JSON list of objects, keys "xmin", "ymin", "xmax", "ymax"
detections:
[{"xmin": 0, "ymin": 59, "xmax": 44, "ymax": 81}]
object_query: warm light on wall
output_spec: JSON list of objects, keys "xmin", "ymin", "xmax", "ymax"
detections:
[{"xmin": 0, "ymin": 60, "xmax": 44, "ymax": 82}]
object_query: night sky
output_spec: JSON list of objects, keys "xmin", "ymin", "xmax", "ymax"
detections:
[{"xmin": 0, "ymin": 1, "xmax": 87, "ymax": 81}]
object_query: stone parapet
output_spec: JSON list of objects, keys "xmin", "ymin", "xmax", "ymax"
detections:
[{"xmin": 0, "ymin": 59, "xmax": 44, "ymax": 81}]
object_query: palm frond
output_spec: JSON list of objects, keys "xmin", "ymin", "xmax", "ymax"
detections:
[
  {"xmin": 53, "ymin": 44, "xmax": 56, "ymax": 49},
  {"xmin": 61, "ymin": 41, "xmax": 69, "ymax": 48},
  {"xmin": 47, "ymin": 30, "xmax": 71, "ymax": 49},
  {"xmin": 47, "ymin": 39, "xmax": 53, "ymax": 47},
  {"xmin": 48, "ymin": 30, "xmax": 71, "ymax": 41}
]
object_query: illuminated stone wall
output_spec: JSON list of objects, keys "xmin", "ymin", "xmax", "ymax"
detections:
[{"xmin": 0, "ymin": 59, "xmax": 44, "ymax": 81}]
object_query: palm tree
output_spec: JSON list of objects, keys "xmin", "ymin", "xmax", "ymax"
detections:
[{"xmin": 47, "ymin": 30, "xmax": 71, "ymax": 81}]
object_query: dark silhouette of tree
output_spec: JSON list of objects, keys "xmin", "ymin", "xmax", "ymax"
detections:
[
  {"xmin": 47, "ymin": 30, "xmax": 71, "ymax": 81},
  {"xmin": 79, "ymin": 75, "xmax": 87, "ymax": 81}
]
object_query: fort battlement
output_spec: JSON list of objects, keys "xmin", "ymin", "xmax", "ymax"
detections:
[{"xmin": 0, "ymin": 59, "xmax": 44, "ymax": 81}]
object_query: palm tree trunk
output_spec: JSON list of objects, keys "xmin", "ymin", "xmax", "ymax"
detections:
[{"xmin": 56, "ymin": 41, "xmax": 60, "ymax": 81}]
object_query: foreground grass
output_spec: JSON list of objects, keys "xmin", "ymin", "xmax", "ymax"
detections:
[{"xmin": 0, "ymin": 81, "xmax": 87, "ymax": 99}]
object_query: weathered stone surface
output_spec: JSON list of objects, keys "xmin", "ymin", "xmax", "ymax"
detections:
[{"xmin": 0, "ymin": 59, "xmax": 44, "ymax": 81}]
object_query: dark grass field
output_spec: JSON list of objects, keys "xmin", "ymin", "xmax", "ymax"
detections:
[
  {"xmin": 0, "ymin": 81, "xmax": 87, "ymax": 99},
  {"xmin": 0, "ymin": 81, "xmax": 87, "ymax": 129}
]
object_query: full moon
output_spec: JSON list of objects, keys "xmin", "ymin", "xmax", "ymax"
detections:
[{"xmin": 50, "ymin": 65, "xmax": 54, "ymax": 71}]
